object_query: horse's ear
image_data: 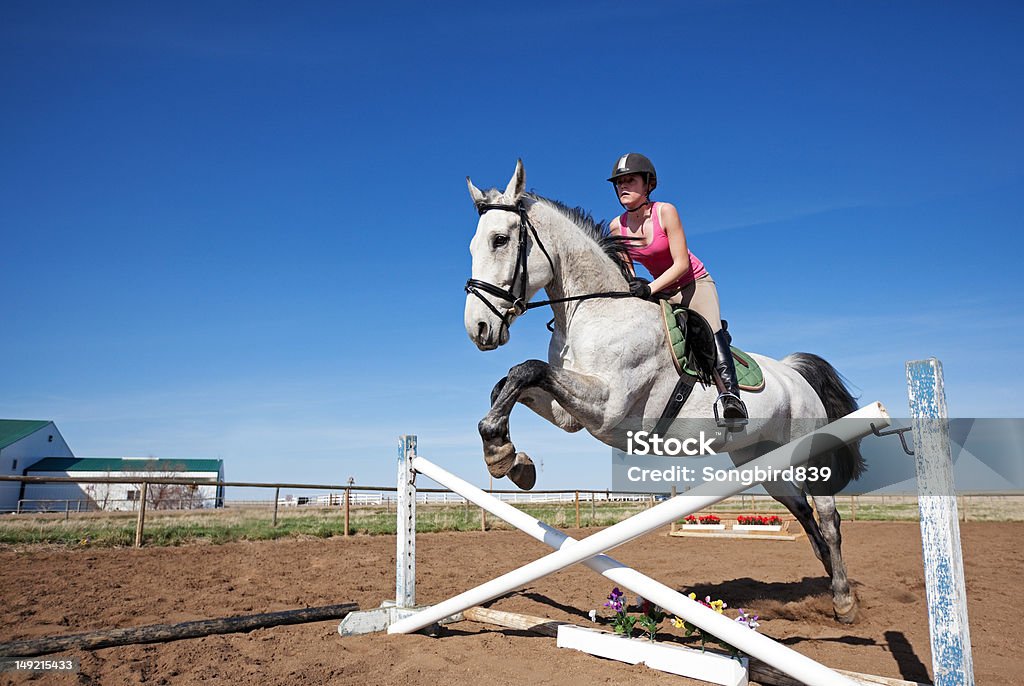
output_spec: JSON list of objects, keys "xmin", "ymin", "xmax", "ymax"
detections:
[
  {"xmin": 466, "ymin": 176, "xmax": 486, "ymax": 208},
  {"xmin": 502, "ymin": 159, "xmax": 525, "ymax": 203}
]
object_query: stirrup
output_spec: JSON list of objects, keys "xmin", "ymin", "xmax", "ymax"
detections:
[{"xmin": 713, "ymin": 392, "xmax": 748, "ymax": 431}]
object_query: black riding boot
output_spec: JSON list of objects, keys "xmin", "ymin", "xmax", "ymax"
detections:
[{"xmin": 713, "ymin": 330, "xmax": 748, "ymax": 429}]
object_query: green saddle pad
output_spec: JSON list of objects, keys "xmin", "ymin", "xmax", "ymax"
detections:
[{"xmin": 661, "ymin": 301, "xmax": 764, "ymax": 392}]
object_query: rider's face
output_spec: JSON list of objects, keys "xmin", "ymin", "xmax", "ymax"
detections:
[{"xmin": 615, "ymin": 174, "xmax": 647, "ymax": 204}]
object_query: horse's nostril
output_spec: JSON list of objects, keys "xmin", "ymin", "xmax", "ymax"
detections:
[{"xmin": 477, "ymin": 321, "xmax": 489, "ymax": 340}]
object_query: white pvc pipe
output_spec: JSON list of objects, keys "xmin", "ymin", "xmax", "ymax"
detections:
[
  {"xmin": 389, "ymin": 403, "xmax": 889, "ymax": 684},
  {"xmin": 411, "ymin": 455, "xmax": 863, "ymax": 686}
]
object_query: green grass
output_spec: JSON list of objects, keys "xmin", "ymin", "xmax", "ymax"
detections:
[
  {"xmin": 1, "ymin": 495, "xmax": 1020, "ymax": 548},
  {"xmin": 0, "ymin": 502, "xmax": 649, "ymax": 547}
]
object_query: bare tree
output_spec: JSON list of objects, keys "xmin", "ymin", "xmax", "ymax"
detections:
[
  {"xmin": 133, "ymin": 461, "xmax": 210, "ymax": 510},
  {"xmin": 83, "ymin": 471, "xmax": 114, "ymax": 511}
]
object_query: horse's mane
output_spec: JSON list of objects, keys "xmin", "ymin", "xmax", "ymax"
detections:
[
  {"xmin": 478, "ymin": 188, "xmax": 633, "ymax": 283},
  {"xmin": 530, "ymin": 193, "xmax": 634, "ymax": 283}
]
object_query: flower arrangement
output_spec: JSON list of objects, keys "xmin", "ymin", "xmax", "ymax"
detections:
[
  {"xmin": 595, "ymin": 588, "xmax": 760, "ymax": 651},
  {"xmin": 603, "ymin": 587, "xmax": 637, "ymax": 636},
  {"xmin": 736, "ymin": 515, "xmax": 782, "ymax": 526},
  {"xmin": 636, "ymin": 598, "xmax": 667, "ymax": 642},
  {"xmin": 672, "ymin": 594, "xmax": 761, "ymax": 656},
  {"xmin": 683, "ymin": 514, "xmax": 721, "ymax": 525}
]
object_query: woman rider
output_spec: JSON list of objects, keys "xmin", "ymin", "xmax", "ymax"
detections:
[{"xmin": 607, "ymin": 152, "xmax": 747, "ymax": 425}]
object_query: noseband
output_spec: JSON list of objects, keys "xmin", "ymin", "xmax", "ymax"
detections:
[{"xmin": 465, "ymin": 200, "xmax": 632, "ymax": 337}]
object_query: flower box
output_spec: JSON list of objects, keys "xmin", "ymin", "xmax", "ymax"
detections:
[
  {"xmin": 682, "ymin": 523, "xmax": 726, "ymax": 530},
  {"xmin": 556, "ymin": 624, "xmax": 748, "ymax": 686},
  {"xmin": 732, "ymin": 524, "xmax": 783, "ymax": 532}
]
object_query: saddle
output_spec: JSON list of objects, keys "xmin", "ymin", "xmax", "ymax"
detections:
[
  {"xmin": 653, "ymin": 301, "xmax": 764, "ymax": 435},
  {"xmin": 660, "ymin": 301, "xmax": 764, "ymax": 391}
]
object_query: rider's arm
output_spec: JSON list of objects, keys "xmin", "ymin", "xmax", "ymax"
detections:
[{"xmin": 648, "ymin": 202, "xmax": 691, "ymax": 293}]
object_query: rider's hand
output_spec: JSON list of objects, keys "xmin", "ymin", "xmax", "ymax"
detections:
[{"xmin": 628, "ymin": 277, "xmax": 652, "ymax": 300}]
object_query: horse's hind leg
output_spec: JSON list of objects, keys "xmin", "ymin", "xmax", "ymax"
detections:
[
  {"xmin": 737, "ymin": 443, "xmax": 858, "ymax": 623},
  {"xmin": 762, "ymin": 479, "xmax": 833, "ymax": 574},
  {"xmin": 810, "ymin": 494, "xmax": 857, "ymax": 623},
  {"xmin": 766, "ymin": 481, "xmax": 857, "ymax": 622}
]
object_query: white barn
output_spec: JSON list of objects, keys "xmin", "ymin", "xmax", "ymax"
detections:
[
  {"xmin": 22, "ymin": 457, "xmax": 225, "ymax": 512},
  {"xmin": 0, "ymin": 419, "xmax": 74, "ymax": 513}
]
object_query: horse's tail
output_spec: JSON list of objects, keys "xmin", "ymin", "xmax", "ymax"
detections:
[{"xmin": 782, "ymin": 352, "xmax": 867, "ymax": 484}]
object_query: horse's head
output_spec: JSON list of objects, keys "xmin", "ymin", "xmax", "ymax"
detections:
[{"xmin": 464, "ymin": 160, "xmax": 553, "ymax": 350}]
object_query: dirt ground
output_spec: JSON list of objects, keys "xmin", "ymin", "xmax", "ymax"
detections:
[{"xmin": 0, "ymin": 522, "xmax": 1017, "ymax": 685}]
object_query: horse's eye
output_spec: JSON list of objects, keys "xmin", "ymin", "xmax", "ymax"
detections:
[{"xmin": 493, "ymin": 234, "xmax": 510, "ymax": 248}]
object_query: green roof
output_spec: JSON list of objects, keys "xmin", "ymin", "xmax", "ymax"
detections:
[
  {"xmin": 28, "ymin": 457, "xmax": 223, "ymax": 474},
  {"xmin": 0, "ymin": 420, "xmax": 51, "ymax": 450}
]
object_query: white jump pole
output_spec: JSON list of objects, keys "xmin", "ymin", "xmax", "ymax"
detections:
[
  {"xmin": 412, "ymin": 455, "xmax": 856, "ymax": 686},
  {"xmin": 390, "ymin": 403, "xmax": 889, "ymax": 685},
  {"xmin": 391, "ymin": 402, "xmax": 887, "ymax": 635},
  {"xmin": 907, "ymin": 359, "xmax": 975, "ymax": 685}
]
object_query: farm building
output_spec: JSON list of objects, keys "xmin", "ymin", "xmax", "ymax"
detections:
[
  {"xmin": 21, "ymin": 457, "xmax": 225, "ymax": 512},
  {"xmin": 0, "ymin": 419, "xmax": 74, "ymax": 513}
]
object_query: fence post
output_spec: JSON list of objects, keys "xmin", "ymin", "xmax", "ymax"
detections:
[
  {"xmin": 574, "ymin": 491, "xmax": 580, "ymax": 528},
  {"xmin": 481, "ymin": 478, "xmax": 488, "ymax": 532},
  {"xmin": 590, "ymin": 491, "xmax": 595, "ymax": 525},
  {"xmin": 344, "ymin": 488, "xmax": 351, "ymax": 537},
  {"xmin": 134, "ymin": 482, "xmax": 148, "ymax": 548},
  {"xmin": 669, "ymin": 486, "xmax": 678, "ymax": 534},
  {"xmin": 273, "ymin": 487, "xmax": 280, "ymax": 527},
  {"xmin": 907, "ymin": 358, "xmax": 975, "ymax": 686},
  {"xmin": 851, "ymin": 495, "xmax": 857, "ymax": 521}
]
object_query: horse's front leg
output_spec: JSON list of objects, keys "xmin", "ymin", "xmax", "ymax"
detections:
[{"xmin": 480, "ymin": 359, "xmax": 611, "ymax": 490}]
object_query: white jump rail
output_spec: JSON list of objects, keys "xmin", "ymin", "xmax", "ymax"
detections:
[{"xmin": 366, "ymin": 403, "xmax": 891, "ymax": 686}]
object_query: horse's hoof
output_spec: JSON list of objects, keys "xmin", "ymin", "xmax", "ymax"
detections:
[
  {"xmin": 484, "ymin": 442, "xmax": 516, "ymax": 479},
  {"xmin": 833, "ymin": 598, "xmax": 858, "ymax": 624},
  {"xmin": 507, "ymin": 453, "xmax": 536, "ymax": 490}
]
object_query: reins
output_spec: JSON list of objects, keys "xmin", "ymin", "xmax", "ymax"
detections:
[{"xmin": 464, "ymin": 201, "xmax": 633, "ymax": 336}]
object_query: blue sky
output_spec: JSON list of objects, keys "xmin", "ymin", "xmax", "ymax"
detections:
[{"xmin": 2, "ymin": 1, "xmax": 1022, "ymax": 495}]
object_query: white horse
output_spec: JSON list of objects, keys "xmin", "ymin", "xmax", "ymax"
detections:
[{"xmin": 463, "ymin": 160, "xmax": 867, "ymax": 622}]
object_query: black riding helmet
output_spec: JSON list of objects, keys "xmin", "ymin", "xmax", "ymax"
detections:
[{"xmin": 608, "ymin": 153, "xmax": 657, "ymax": 191}]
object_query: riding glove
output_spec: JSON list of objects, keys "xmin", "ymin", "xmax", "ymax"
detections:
[{"xmin": 628, "ymin": 277, "xmax": 652, "ymax": 300}]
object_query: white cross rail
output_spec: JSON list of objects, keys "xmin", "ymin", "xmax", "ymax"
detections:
[{"xmin": 388, "ymin": 402, "xmax": 891, "ymax": 686}]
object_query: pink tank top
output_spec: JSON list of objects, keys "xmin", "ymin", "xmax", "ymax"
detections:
[{"xmin": 620, "ymin": 202, "xmax": 707, "ymax": 290}]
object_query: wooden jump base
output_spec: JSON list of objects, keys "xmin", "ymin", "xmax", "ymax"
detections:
[
  {"xmin": 669, "ymin": 527, "xmax": 804, "ymax": 541},
  {"xmin": 342, "ymin": 404, "xmax": 892, "ymax": 686},
  {"xmin": 670, "ymin": 518, "xmax": 804, "ymax": 541},
  {"xmin": 0, "ymin": 603, "xmax": 358, "ymax": 658}
]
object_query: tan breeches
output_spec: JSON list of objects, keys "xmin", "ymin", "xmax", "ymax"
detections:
[{"xmin": 667, "ymin": 274, "xmax": 723, "ymax": 334}]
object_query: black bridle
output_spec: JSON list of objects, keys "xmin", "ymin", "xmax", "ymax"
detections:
[{"xmin": 464, "ymin": 200, "xmax": 633, "ymax": 337}]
